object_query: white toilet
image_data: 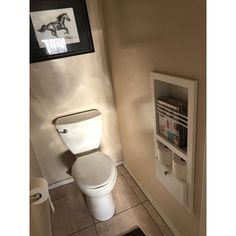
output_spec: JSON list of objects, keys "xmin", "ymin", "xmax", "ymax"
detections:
[{"xmin": 55, "ymin": 109, "xmax": 117, "ymax": 221}]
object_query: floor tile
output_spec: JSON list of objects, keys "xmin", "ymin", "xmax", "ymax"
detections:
[
  {"xmin": 95, "ymin": 204, "xmax": 162, "ymax": 236},
  {"xmin": 143, "ymin": 201, "xmax": 174, "ymax": 236},
  {"xmin": 123, "ymin": 174, "xmax": 147, "ymax": 203},
  {"xmin": 113, "ymin": 176, "xmax": 140, "ymax": 214},
  {"xmin": 69, "ymin": 225, "xmax": 97, "ymax": 236},
  {"xmin": 52, "ymin": 192, "xmax": 93, "ymax": 236},
  {"xmin": 49, "ymin": 181, "xmax": 79, "ymax": 201},
  {"xmin": 117, "ymin": 165, "xmax": 128, "ymax": 175}
]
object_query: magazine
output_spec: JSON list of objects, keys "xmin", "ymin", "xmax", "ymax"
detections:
[{"xmin": 156, "ymin": 96, "xmax": 187, "ymax": 148}]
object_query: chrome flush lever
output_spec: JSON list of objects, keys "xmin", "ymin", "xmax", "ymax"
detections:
[{"xmin": 57, "ymin": 129, "xmax": 68, "ymax": 134}]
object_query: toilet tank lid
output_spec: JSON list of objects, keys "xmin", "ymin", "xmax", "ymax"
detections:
[
  {"xmin": 72, "ymin": 152, "xmax": 116, "ymax": 189},
  {"xmin": 55, "ymin": 110, "xmax": 101, "ymax": 125}
]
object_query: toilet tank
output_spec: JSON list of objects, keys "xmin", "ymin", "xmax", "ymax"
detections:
[{"xmin": 55, "ymin": 110, "xmax": 103, "ymax": 154}]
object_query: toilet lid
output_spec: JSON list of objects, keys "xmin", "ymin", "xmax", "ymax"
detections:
[{"xmin": 71, "ymin": 151, "xmax": 116, "ymax": 189}]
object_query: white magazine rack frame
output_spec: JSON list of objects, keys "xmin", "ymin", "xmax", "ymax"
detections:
[{"xmin": 151, "ymin": 72, "xmax": 198, "ymax": 212}]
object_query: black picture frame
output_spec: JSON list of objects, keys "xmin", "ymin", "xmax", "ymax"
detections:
[{"xmin": 30, "ymin": 0, "xmax": 94, "ymax": 63}]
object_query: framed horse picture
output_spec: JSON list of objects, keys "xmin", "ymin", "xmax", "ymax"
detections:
[{"xmin": 30, "ymin": 0, "xmax": 94, "ymax": 63}]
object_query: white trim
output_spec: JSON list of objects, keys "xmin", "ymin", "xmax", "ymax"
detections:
[
  {"xmin": 151, "ymin": 72, "xmax": 198, "ymax": 211},
  {"xmin": 123, "ymin": 162, "xmax": 181, "ymax": 236},
  {"xmin": 115, "ymin": 161, "xmax": 123, "ymax": 166},
  {"xmin": 48, "ymin": 177, "xmax": 74, "ymax": 190},
  {"xmin": 199, "ymin": 148, "xmax": 206, "ymax": 236}
]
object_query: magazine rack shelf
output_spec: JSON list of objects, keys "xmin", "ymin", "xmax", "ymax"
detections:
[{"xmin": 151, "ymin": 72, "xmax": 198, "ymax": 212}]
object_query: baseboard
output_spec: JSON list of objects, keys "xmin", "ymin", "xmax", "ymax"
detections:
[
  {"xmin": 115, "ymin": 161, "xmax": 123, "ymax": 166},
  {"xmin": 123, "ymin": 162, "xmax": 181, "ymax": 236},
  {"xmin": 48, "ymin": 177, "xmax": 74, "ymax": 190}
]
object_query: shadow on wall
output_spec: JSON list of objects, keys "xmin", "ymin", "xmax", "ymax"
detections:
[
  {"xmin": 105, "ymin": 0, "xmax": 166, "ymax": 46},
  {"xmin": 51, "ymin": 117, "xmax": 76, "ymax": 174},
  {"xmin": 30, "ymin": 59, "xmax": 87, "ymax": 116},
  {"xmin": 59, "ymin": 150, "xmax": 76, "ymax": 175},
  {"xmin": 104, "ymin": 0, "xmax": 201, "ymax": 47}
]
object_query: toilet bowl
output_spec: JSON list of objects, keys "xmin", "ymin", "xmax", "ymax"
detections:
[
  {"xmin": 72, "ymin": 151, "xmax": 117, "ymax": 221},
  {"xmin": 55, "ymin": 109, "xmax": 117, "ymax": 221}
]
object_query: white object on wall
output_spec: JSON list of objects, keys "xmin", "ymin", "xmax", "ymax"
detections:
[
  {"xmin": 172, "ymin": 154, "xmax": 187, "ymax": 181},
  {"xmin": 156, "ymin": 142, "xmax": 172, "ymax": 167},
  {"xmin": 151, "ymin": 72, "xmax": 198, "ymax": 212}
]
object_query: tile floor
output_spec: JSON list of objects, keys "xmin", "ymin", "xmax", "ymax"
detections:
[{"xmin": 49, "ymin": 165, "xmax": 174, "ymax": 236}]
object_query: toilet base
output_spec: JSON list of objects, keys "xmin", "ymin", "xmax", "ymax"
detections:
[{"xmin": 86, "ymin": 192, "xmax": 115, "ymax": 221}]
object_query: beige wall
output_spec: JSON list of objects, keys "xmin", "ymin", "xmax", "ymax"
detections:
[
  {"xmin": 101, "ymin": 0, "xmax": 206, "ymax": 235},
  {"xmin": 30, "ymin": 141, "xmax": 42, "ymax": 179},
  {"xmin": 30, "ymin": 0, "xmax": 122, "ymax": 185}
]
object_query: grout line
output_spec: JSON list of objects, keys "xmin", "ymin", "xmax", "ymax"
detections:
[
  {"xmin": 119, "ymin": 167, "xmax": 147, "ymax": 204},
  {"xmin": 50, "ymin": 188, "xmax": 81, "ymax": 203},
  {"xmin": 121, "ymin": 174, "xmax": 143, "ymax": 204},
  {"xmin": 116, "ymin": 170, "xmax": 123, "ymax": 177},
  {"xmin": 94, "ymin": 203, "xmax": 141, "ymax": 227},
  {"xmin": 142, "ymin": 202, "xmax": 165, "ymax": 236},
  {"xmin": 113, "ymin": 201, "xmax": 148, "ymax": 218},
  {"xmin": 142, "ymin": 201, "xmax": 174, "ymax": 236},
  {"xmin": 66, "ymin": 223, "xmax": 94, "ymax": 236},
  {"xmin": 147, "ymin": 200, "xmax": 174, "ymax": 234},
  {"xmin": 94, "ymin": 222, "xmax": 99, "ymax": 236},
  {"xmin": 115, "ymin": 202, "xmax": 141, "ymax": 216},
  {"xmin": 51, "ymin": 192, "xmax": 77, "ymax": 203}
]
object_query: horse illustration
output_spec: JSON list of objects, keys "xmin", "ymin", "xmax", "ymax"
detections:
[{"xmin": 38, "ymin": 13, "xmax": 71, "ymax": 38}]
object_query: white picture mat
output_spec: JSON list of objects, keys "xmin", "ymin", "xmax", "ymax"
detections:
[{"xmin": 30, "ymin": 8, "xmax": 80, "ymax": 48}]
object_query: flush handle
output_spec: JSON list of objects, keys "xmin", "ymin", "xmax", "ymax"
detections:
[
  {"xmin": 164, "ymin": 170, "xmax": 169, "ymax": 176},
  {"xmin": 57, "ymin": 129, "xmax": 68, "ymax": 134}
]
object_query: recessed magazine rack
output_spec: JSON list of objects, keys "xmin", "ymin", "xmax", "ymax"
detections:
[{"xmin": 151, "ymin": 72, "xmax": 198, "ymax": 211}]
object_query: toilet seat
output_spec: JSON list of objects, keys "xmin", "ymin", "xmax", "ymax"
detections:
[{"xmin": 71, "ymin": 151, "xmax": 116, "ymax": 190}]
